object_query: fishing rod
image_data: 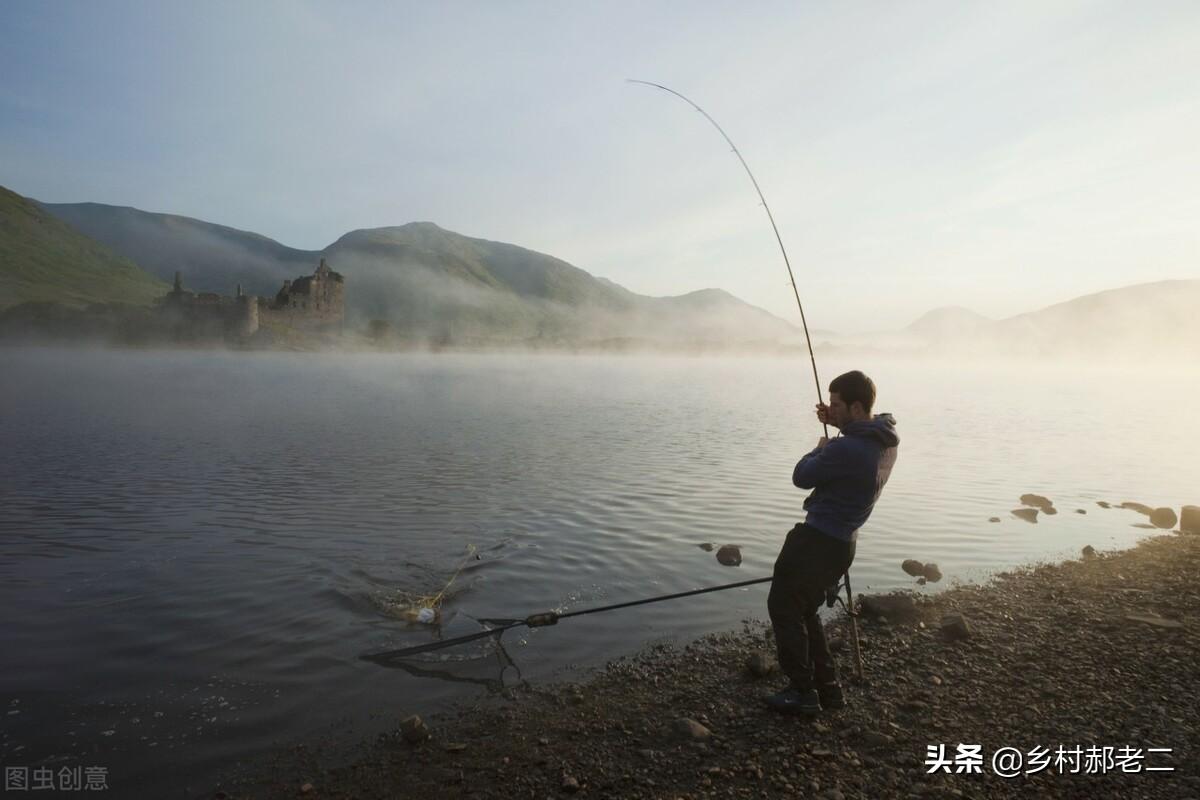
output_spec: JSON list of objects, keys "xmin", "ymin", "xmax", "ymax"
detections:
[
  {"xmin": 360, "ymin": 575, "xmax": 773, "ymax": 663},
  {"xmin": 627, "ymin": 79, "xmax": 827, "ymax": 439},
  {"xmin": 629, "ymin": 80, "xmax": 864, "ymax": 680}
]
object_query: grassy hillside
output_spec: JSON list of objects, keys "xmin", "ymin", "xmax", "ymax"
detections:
[
  {"xmin": 326, "ymin": 223, "xmax": 800, "ymax": 344},
  {"xmin": 0, "ymin": 186, "xmax": 167, "ymax": 310},
  {"xmin": 41, "ymin": 200, "xmax": 318, "ymax": 296},
  {"xmin": 326, "ymin": 223, "xmax": 639, "ymax": 311}
]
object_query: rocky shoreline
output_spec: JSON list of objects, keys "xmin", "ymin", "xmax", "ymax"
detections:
[{"xmin": 227, "ymin": 531, "xmax": 1198, "ymax": 800}]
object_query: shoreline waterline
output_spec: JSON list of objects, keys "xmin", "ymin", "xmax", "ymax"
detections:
[{"xmin": 226, "ymin": 528, "xmax": 1199, "ymax": 799}]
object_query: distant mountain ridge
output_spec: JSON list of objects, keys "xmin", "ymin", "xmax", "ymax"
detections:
[
  {"xmin": 42, "ymin": 201, "xmax": 319, "ymax": 297},
  {"xmin": 901, "ymin": 281, "xmax": 1200, "ymax": 359},
  {"xmin": 12, "ymin": 186, "xmax": 1197, "ymax": 358},
  {"xmin": 906, "ymin": 306, "xmax": 993, "ymax": 338},
  {"xmin": 36, "ymin": 199, "xmax": 804, "ymax": 346}
]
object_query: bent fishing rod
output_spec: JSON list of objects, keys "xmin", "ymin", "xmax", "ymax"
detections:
[
  {"xmin": 628, "ymin": 79, "xmax": 827, "ymax": 439},
  {"xmin": 628, "ymin": 81, "xmax": 864, "ymax": 679},
  {"xmin": 363, "ymin": 85, "xmax": 865, "ymax": 674}
]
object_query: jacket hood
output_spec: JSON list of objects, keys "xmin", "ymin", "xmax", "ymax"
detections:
[{"xmin": 843, "ymin": 413, "xmax": 899, "ymax": 447}]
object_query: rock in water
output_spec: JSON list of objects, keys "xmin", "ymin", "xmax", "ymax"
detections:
[
  {"xmin": 1082, "ymin": 545, "xmax": 1097, "ymax": 559},
  {"xmin": 1150, "ymin": 507, "xmax": 1178, "ymax": 529},
  {"xmin": 940, "ymin": 614, "xmax": 971, "ymax": 641},
  {"xmin": 715, "ymin": 545, "xmax": 742, "ymax": 566},
  {"xmin": 1120, "ymin": 501, "xmax": 1153, "ymax": 516},
  {"xmin": 901, "ymin": 559, "xmax": 925, "ymax": 577},
  {"xmin": 921, "ymin": 563, "xmax": 943, "ymax": 583},
  {"xmin": 1020, "ymin": 493, "xmax": 1055, "ymax": 512},
  {"xmin": 1097, "ymin": 500, "xmax": 1111, "ymax": 509},
  {"xmin": 1076, "ymin": 509, "xmax": 1087, "ymax": 514},
  {"xmin": 988, "ymin": 517, "xmax": 1001, "ymax": 523},
  {"xmin": 697, "ymin": 542, "xmax": 715, "ymax": 552},
  {"xmin": 1183, "ymin": 505, "xmax": 1200, "ymax": 534},
  {"xmin": 1011, "ymin": 508, "xmax": 1039, "ymax": 523}
]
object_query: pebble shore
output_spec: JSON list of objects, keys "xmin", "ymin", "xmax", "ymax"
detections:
[{"xmin": 228, "ymin": 531, "xmax": 1198, "ymax": 800}]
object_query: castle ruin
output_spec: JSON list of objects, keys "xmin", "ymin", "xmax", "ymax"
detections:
[{"xmin": 160, "ymin": 259, "xmax": 344, "ymax": 339}]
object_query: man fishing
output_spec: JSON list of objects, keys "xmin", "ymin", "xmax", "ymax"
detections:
[{"xmin": 766, "ymin": 370, "xmax": 899, "ymax": 715}]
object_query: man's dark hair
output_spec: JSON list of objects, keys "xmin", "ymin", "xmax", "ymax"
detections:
[{"xmin": 829, "ymin": 370, "xmax": 875, "ymax": 415}]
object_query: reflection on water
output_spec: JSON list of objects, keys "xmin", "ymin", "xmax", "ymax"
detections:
[{"xmin": 1, "ymin": 348, "xmax": 1197, "ymax": 797}]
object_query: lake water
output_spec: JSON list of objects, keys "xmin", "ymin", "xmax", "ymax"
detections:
[{"xmin": 1, "ymin": 348, "xmax": 1196, "ymax": 797}]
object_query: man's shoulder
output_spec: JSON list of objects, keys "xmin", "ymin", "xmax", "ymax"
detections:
[{"xmin": 830, "ymin": 434, "xmax": 887, "ymax": 467}]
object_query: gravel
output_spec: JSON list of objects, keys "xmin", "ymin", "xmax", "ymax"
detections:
[{"xmin": 227, "ymin": 532, "xmax": 1199, "ymax": 799}]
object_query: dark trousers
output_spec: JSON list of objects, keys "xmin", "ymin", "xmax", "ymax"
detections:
[{"xmin": 768, "ymin": 522, "xmax": 855, "ymax": 690}]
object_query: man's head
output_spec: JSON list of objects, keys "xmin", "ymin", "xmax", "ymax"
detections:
[{"xmin": 827, "ymin": 370, "xmax": 875, "ymax": 428}]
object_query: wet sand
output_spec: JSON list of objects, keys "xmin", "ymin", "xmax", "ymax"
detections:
[{"xmin": 224, "ymin": 530, "xmax": 1198, "ymax": 800}]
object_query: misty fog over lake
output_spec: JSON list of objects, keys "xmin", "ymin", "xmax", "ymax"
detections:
[{"xmin": 2, "ymin": 348, "xmax": 1196, "ymax": 796}]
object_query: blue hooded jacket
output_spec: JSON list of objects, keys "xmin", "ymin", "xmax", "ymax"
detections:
[{"xmin": 792, "ymin": 413, "xmax": 899, "ymax": 542}]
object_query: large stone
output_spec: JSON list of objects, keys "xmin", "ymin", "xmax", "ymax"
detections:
[
  {"xmin": 1020, "ymin": 493, "xmax": 1055, "ymax": 512},
  {"xmin": 672, "ymin": 718, "xmax": 711, "ymax": 740},
  {"xmin": 715, "ymin": 545, "xmax": 742, "ymax": 566},
  {"xmin": 859, "ymin": 593, "xmax": 921, "ymax": 624},
  {"xmin": 921, "ymin": 563, "xmax": 943, "ymax": 583},
  {"xmin": 901, "ymin": 559, "xmax": 925, "ymax": 577},
  {"xmin": 1183, "ymin": 506, "xmax": 1200, "ymax": 534},
  {"xmin": 1150, "ymin": 507, "xmax": 1178, "ymax": 529},
  {"xmin": 940, "ymin": 614, "xmax": 971, "ymax": 641},
  {"xmin": 1082, "ymin": 545, "xmax": 1097, "ymax": 559},
  {"xmin": 746, "ymin": 651, "xmax": 776, "ymax": 677},
  {"xmin": 400, "ymin": 714, "xmax": 430, "ymax": 744},
  {"xmin": 1011, "ymin": 508, "xmax": 1039, "ymax": 523},
  {"xmin": 1120, "ymin": 501, "xmax": 1153, "ymax": 516}
]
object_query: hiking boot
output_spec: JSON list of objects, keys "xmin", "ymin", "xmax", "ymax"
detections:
[
  {"xmin": 764, "ymin": 686, "xmax": 821, "ymax": 715},
  {"xmin": 817, "ymin": 682, "xmax": 846, "ymax": 710}
]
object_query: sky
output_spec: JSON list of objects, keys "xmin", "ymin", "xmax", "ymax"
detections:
[{"xmin": 2, "ymin": 0, "xmax": 1198, "ymax": 332}]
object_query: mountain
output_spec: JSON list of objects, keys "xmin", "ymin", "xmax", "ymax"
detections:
[
  {"xmin": 903, "ymin": 281, "xmax": 1200, "ymax": 359},
  {"xmin": 0, "ymin": 187, "xmax": 167, "ymax": 310},
  {"xmin": 324, "ymin": 222, "xmax": 801, "ymax": 344},
  {"xmin": 906, "ymin": 306, "xmax": 993, "ymax": 339},
  {"xmin": 41, "ymin": 200, "xmax": 318, "ymax": 296},
  {"xmin": 989, "ymin": 280, "xmax": 1200, "ymax": 358},
  {"xmin": 35, "ymin": 201, "xmax": 803, "ymax": 346}
]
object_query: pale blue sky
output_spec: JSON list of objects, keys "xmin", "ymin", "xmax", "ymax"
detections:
[{"xmin": 2, "ymin": 1, "xmax": 1197, "ymax": 331}]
